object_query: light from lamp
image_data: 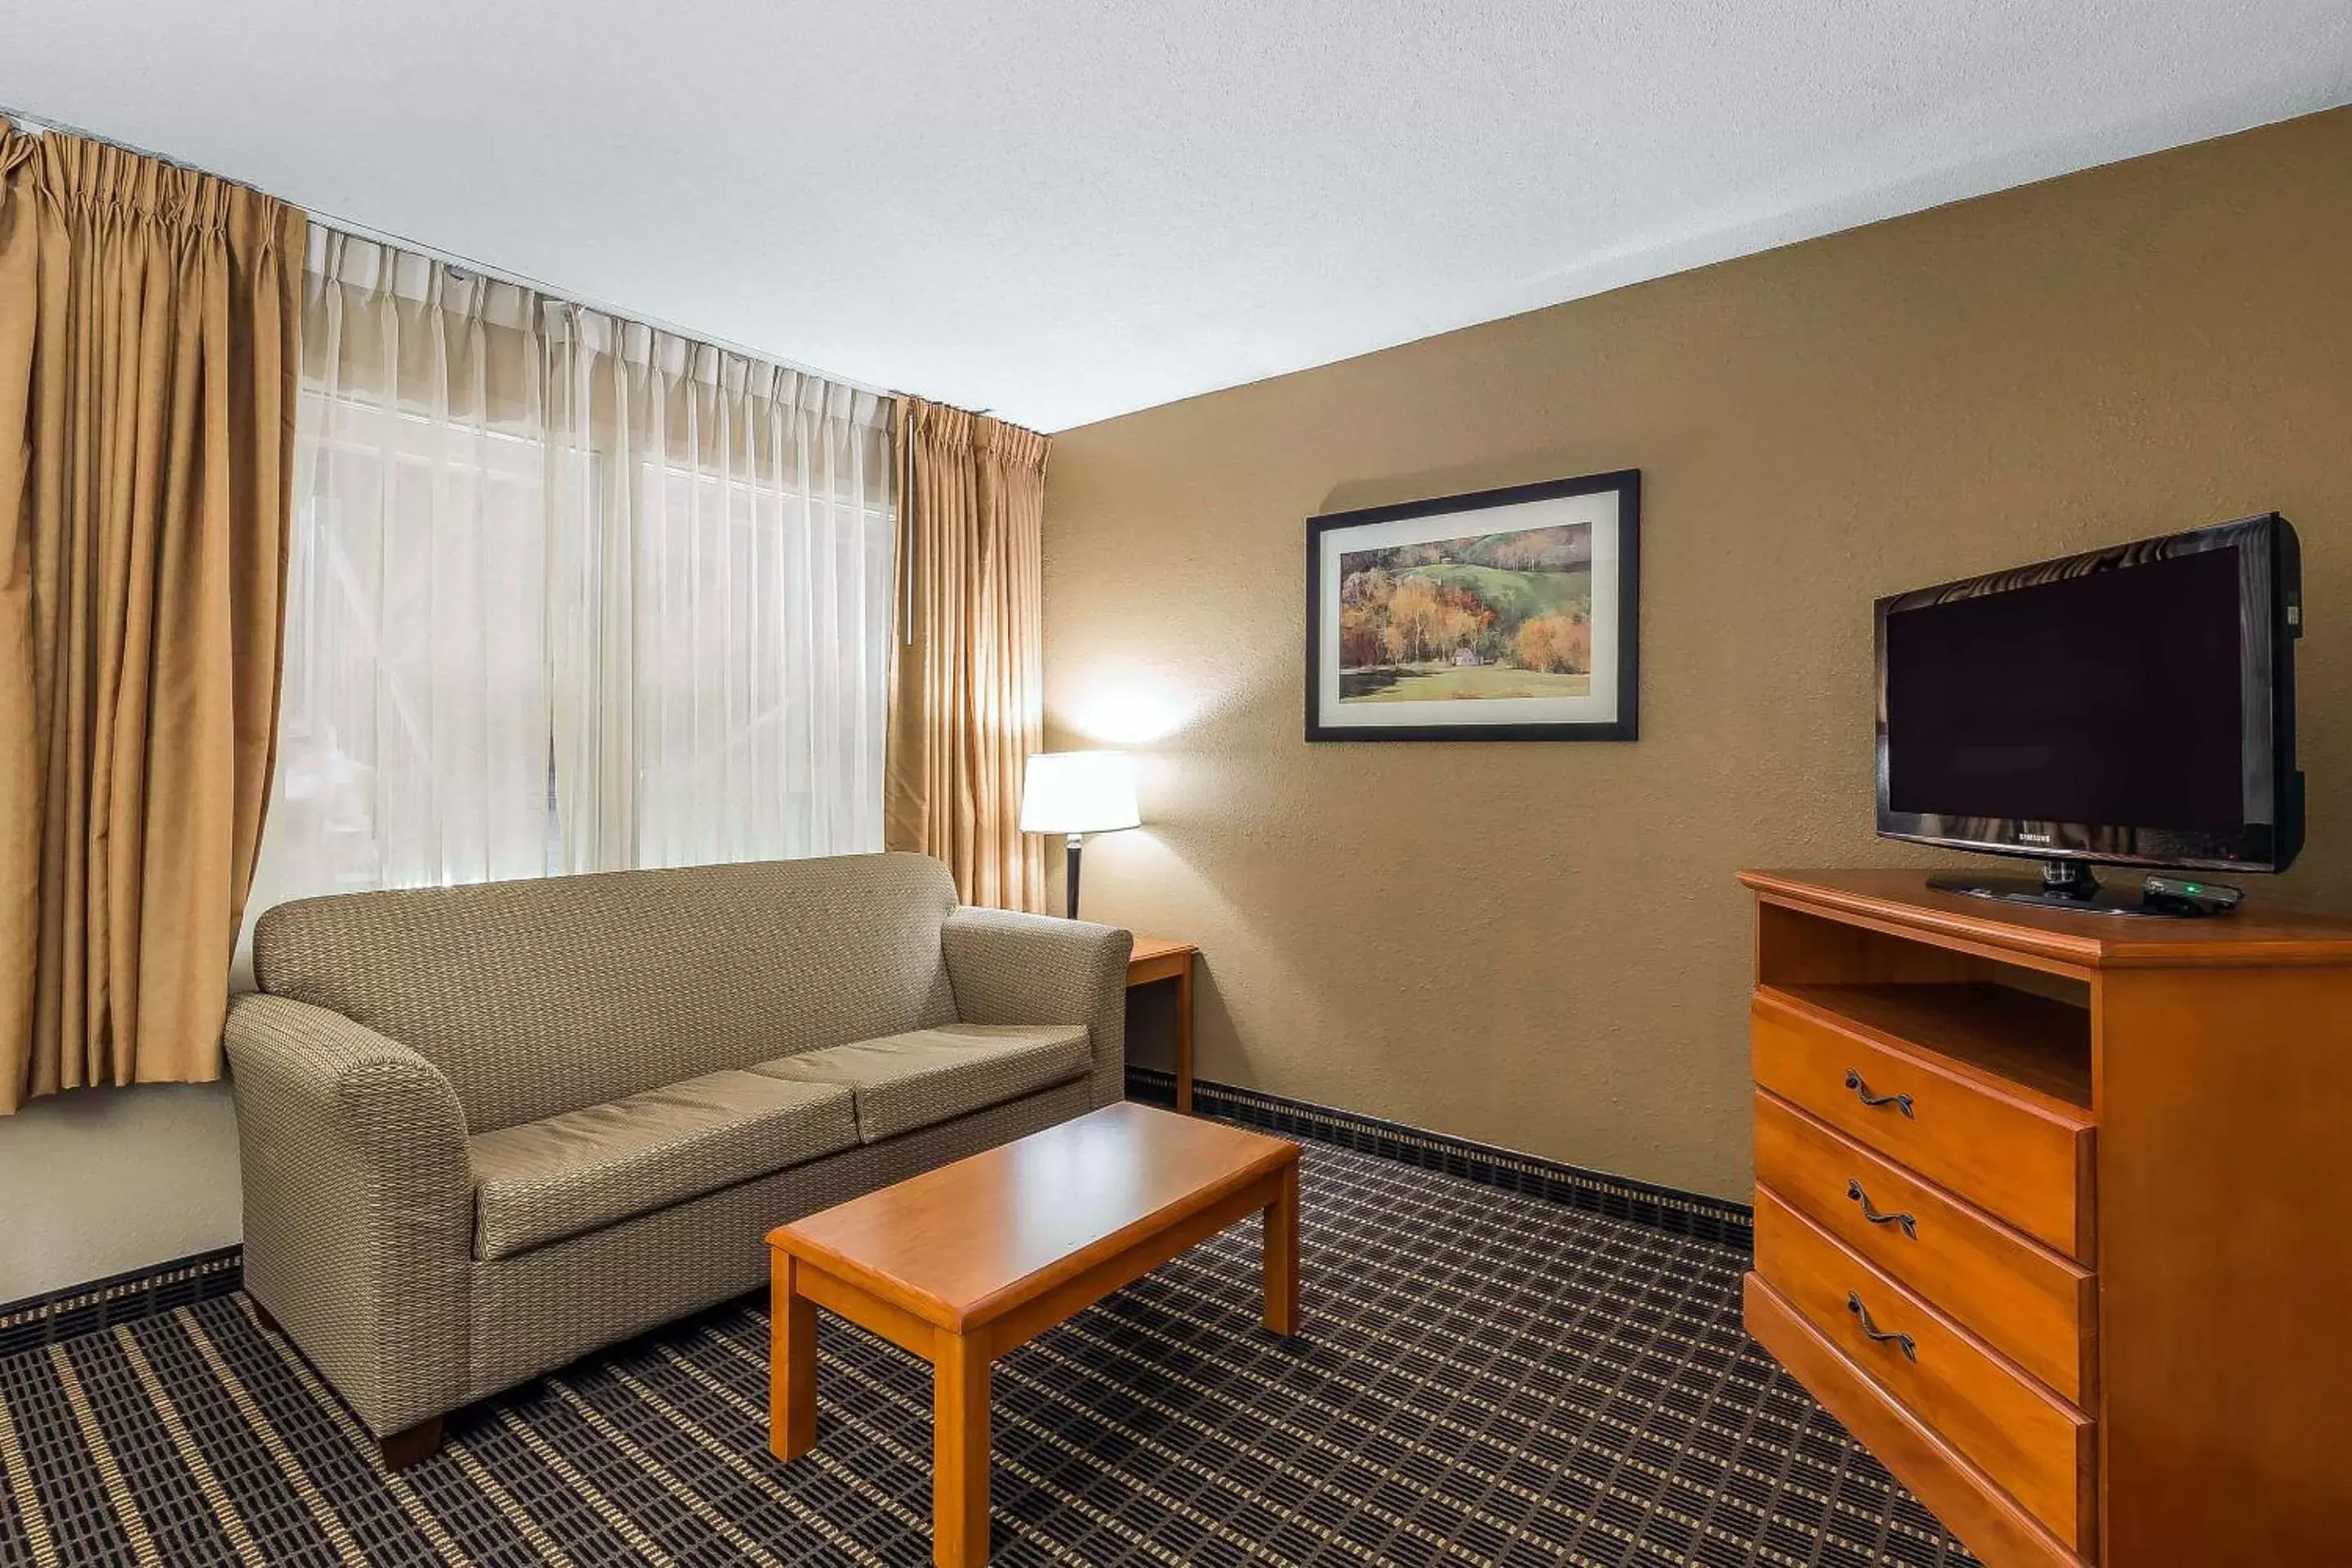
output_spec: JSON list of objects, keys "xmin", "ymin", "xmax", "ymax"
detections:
[{"xmin": 1019, "ymin": 751, "xmax": 1141, "ymax": 835}]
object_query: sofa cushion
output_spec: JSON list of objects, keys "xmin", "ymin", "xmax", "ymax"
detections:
[
  {"xmin": 749, "ymin": 1023, "xmax": 1090, "ymax": 1143},
  {"xmin": 468, "ymin": 1070, "xmax": 859, "ymax": 1261}
]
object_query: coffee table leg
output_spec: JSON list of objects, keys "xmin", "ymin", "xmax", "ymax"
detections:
[
  {"xmin": 1263, "ymin": 1160, "xmax": 1300, "ymax": 1335},
  {"xmin": 933, "ymin": 1335, "xmax": 991, "ymax": 1567},
  {"xmin": 770, "ymin": 1254, "xmax": 817, "ymax": 1461}
]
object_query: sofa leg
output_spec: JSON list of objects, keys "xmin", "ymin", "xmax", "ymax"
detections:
[
  {"xmin": 380, "ymin": 1415, "xmax": 444, "ymax": 1470},
  {"xmin": 248, "ymin": 1295, "xmax": 444, "ymax": 1469}
]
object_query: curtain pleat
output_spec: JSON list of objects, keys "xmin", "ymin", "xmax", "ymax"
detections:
[
  {"xmin": 884, "ymin": 397, "xmax": 1049, "ymax": 912},
  {"xmin": 0, "ymin": 127, "xmax": 302, "ymax": 1113}
]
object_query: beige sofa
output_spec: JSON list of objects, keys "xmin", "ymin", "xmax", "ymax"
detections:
[{"xmin": 225, "ymin": 852, "xmax": 1129, "ymax": 1464}]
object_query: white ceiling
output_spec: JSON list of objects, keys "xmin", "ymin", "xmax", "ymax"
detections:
[{"xmin": 5, "ymin": 2, "xmax": 2349, "ymax": 431}]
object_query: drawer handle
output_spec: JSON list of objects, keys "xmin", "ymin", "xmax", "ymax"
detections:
[
  {"xmin": 1846, "ymin": 1292, "xmax": 1918, "ymax": 1361},
  {"xmin": 1843, "ymin": 1068, "xmax": 1914, "ymax": 1118},
  {"xmin": 1846, "ymin": 1180, "xmax": 1918, "ymax": 1240}
]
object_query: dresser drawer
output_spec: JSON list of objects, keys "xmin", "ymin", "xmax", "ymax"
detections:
[
  {"xmin": 1752, "ymin": 989, "xmax": 2093, "ymax": 1258},
  {"xmin": 1755, "ymin": 1186, "xmax": 2095, "ymax": 1552},
  {"xmin": 1753, "ymin": 1089, "xmax": 2094, "ymax": 1402},
  {"xmin": 1743, "ymin": 1273, "xmax": 2088, "ymax": 1568}
]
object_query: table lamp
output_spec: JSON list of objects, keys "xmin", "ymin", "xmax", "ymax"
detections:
[{"xmin": 1019, "ymin": 751, "xmax": 1141, "ymax": 919}]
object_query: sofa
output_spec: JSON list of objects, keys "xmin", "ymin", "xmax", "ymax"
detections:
[{"xmin": 225, "ymin": 852, "xmax": 1130, "ymax": 1465}]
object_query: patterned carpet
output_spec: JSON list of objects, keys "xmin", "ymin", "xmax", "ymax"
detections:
[{"xmin": 0, "ymin": 1131, "xmax": 1976, "ymax": 1567}]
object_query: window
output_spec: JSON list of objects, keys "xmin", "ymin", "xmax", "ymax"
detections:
[{"xmin": 239, "ymin": 231, "xmax": 893, "ymax": 967}]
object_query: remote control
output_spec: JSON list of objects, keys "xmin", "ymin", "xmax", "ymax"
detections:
[{"xmin": 2141, "ymin": 875, "xmax": 2243, "ymax": 917}]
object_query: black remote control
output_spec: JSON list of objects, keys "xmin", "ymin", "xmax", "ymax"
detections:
[{"xmin": 2141, "ymin": 875, "xmax": 2243, "ymax": 917}]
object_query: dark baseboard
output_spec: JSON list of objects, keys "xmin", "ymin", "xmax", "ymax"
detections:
[
  {"xmin": 1128, "ymin": 1066, "xmax": 1754, "ymax": 1252},
  {"xmin": 0, "ymin": 1245, "xmax": 244, "ymax": 1359}
]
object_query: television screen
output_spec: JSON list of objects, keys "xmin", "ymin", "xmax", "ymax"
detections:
[
  {"xmin": 1873, "ymin": 513, "xmax": 2301, "ymax": 875},
  {"xmin": 1882, "ymin": 550, "xmax": 2243, "ymax": 832}
]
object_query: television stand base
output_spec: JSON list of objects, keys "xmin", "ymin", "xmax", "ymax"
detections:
[{"xmin": 1927, "ymin": 859, "xmax": 2225, "ymax": 919}]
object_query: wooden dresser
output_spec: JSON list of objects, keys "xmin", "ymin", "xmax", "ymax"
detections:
[{"xmin": 1738, "ymin": 870, "xmax": 2352, "ymax": 1567}]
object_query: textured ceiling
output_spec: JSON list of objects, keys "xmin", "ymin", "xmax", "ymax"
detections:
[{"xmin": 4, "ymin": 2, "xmax": 2349, "ymax": 430}]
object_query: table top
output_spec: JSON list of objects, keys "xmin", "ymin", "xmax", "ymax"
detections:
[
  {"xmin": 768, "ymin": 1102, "xmax": 1296, "ymax": 1331},
  {"xmin": 1127, "ymin": 935, "xmax": 1197, "ymax": 965}
]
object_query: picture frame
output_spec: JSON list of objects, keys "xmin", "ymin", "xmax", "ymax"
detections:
[{"xmin": 1305, "ymin": 468, "xmax": 1640, "ymax": 742}]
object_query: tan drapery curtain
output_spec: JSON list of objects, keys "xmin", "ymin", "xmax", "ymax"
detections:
[
  {"xmin": 884, "ymin": 398, "xmax": 1049, "ymax": 911},
  {"xmin": 0, "ymin": 128, "xmax": 304, "ymax": 1113}
]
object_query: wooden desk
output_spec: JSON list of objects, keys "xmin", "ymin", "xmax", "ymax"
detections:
[
  {"xmin": 767, "ymin": 1103, "xmax": 1301, "ymax": 1567},
  {"xmin": 1126, "ymin": 937, "xmax": 1199, "ymax": 1112}
]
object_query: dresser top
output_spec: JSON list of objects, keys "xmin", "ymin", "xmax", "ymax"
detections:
[{"xmin": 1740, "ymin": 868, "xmax": 2352, "ymax": 969}]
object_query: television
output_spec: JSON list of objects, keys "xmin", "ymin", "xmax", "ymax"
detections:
[{"xmin": 1875, "ymin": 513, "xmax": 2302, "ymax": 914}]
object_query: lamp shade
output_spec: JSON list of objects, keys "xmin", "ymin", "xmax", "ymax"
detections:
[{"xmin": 1019, "ymin": 751, "xmax": 1141, "ymax": 835}]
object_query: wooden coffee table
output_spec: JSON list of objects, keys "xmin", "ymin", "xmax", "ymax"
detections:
[{"xmin": 766, "ymin": 1102, "xmax": 1302, "ymax": 1567}]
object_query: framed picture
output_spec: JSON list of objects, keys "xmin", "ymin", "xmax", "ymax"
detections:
[{"xmin": 1306, "ymin": 468, "xmax": 1640, "ymax": 742}]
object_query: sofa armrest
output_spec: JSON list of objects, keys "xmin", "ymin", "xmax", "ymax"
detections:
[
  {"xmin": 224, "ymin": 994, "xmax": 473, "ymax": 1436},
  {"xmin": 942, "ymin": 910, "xmax": 1133, "ymax": 1107}
]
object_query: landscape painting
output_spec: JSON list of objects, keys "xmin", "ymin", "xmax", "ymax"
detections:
[
  {"xmin": 1306, "ymin": 469, "xmax": 1639, "ymax": 742},
  {"xmin": 1336, "ymin": 522, "xmax": 1592, "ymax": 702}
]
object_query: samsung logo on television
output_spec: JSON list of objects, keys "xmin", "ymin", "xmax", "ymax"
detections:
[{"xmin": 2019, "ymin": 831, "xmax": 2053, "ymax": 843}]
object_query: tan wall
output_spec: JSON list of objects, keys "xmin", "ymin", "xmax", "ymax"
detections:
[
  {"xmin": 0, "ymin": 1083, "xmax": 242, "ymax": 1302},
  {"xmin": 1042, "ymin": 108, "xmax": 2352, "ymax": 1201}
]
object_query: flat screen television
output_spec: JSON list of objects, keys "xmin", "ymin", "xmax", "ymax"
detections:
[{"xmin": 1875, "ymin": 513, "xmax": 2302, "ymax": 913}]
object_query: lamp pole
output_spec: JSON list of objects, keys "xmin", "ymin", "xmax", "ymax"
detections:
[{"xmin": 1065, "ymin": 833, "xmax": 1085, "ymax": 920}]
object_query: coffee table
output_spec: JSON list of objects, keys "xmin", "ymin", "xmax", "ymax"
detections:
[{"xmin": 766, "ymin": 1101, "xmax": 1302, "ymax": 1566}]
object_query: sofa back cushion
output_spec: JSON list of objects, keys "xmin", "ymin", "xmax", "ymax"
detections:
[{"xmin": 251, "ymin": 853, "xmax": 962, "ymax": 1132}]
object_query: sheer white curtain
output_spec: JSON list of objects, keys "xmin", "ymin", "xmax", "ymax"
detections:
[
  {"xmin": 546, "ymin": 308, "xmax": 894, "ymax": 871},
  {"xmin": 242, "ymin": 231, "xmax": 553, "ymax": 958},
  {"xmin": 244, "ymin": 232, "xmax": 893, "ymax": 960}
]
